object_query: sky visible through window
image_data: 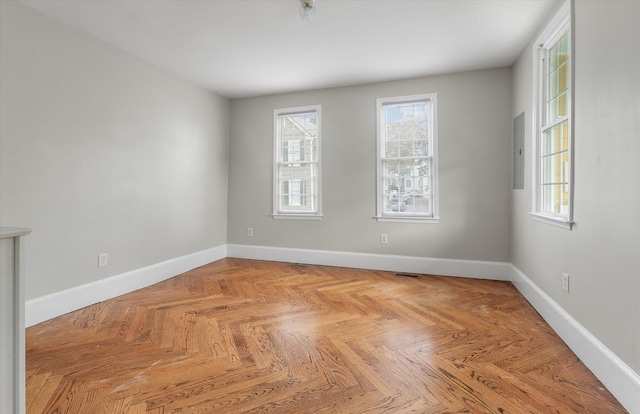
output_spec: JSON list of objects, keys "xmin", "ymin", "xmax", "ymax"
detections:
[{"xmin": 385, "ymin": 103, "xmax": 427, "ymax": 124}]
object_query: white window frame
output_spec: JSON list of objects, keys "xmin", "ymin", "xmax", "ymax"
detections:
[
  {"xmin": 376, "ymin": 93, "xmax": 439, "ymax": 223},
  {"xmin": 531, "ymin": 1, "xmax": 574, "ymax": 229},
  {"xmin": 273, "ymin": 105, "xmax": 322, "ymax": 220}
]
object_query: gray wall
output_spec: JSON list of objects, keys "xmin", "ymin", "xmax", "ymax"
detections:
[
  {"xmin": 0, "ymin": 1, "xmax": 230, "ymax": 300},
  {"xmin": 228, "ymin": 68, "xmax": 512, "ymax": 262},
  {"xmin": 511, "ymin": 1, "xmax": 640, "ymax": 373}
]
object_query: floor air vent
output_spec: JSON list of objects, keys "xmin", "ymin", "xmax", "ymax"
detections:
[{"xmin": 394, "ymin": 273, "xmax": 419, "ymax": 278}]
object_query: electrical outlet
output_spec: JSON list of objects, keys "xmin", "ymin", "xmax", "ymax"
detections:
[
  {"xmin": 562, "ymin": 273, "xmax": 570, "ymax": 292},
  {"xmin": 98, "ymin": 253, "xmax": 108, "ymax": 268},
  {"xmin": 247, "ymin": 227, "xmax": 253, "ymax": 237},
  {"xmin": 380, "ymin": 234, "xmax": 388, "ymax": 244}
]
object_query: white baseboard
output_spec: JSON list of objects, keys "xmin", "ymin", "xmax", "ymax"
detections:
[
  {"xmin": 510, "ymin": 264, "xmax": 640, "ymax": 414},
  {"xmin": 25, "ymin": 245, "xmax": 227, "ymax": 328},
  {"xmin": 226, "ymin": 244, "xmax": 511, "ymax": 281}
]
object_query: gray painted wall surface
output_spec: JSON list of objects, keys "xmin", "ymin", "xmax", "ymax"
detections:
[
  {"xmin": 511, "ymin": 1, "xmax": 640, "ymax": 373},
  {"xmin": 0, "ymin": 1, "xmax": 230, "ymax": 300},
  {"xmin": 228, "ymin": 68, "xmax": 512, "ymax": 262}
]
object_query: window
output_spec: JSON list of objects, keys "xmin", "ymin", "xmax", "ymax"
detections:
[
  {"xmin": 273, "ymin": 105, "xmax": 321, "ymax": 219},
  {"xmin": 532, "ymin": 1, "xmax": 573, "ymax": 229},
  {"xmin": 376, "ymin": 94, "xmax": 438, "ymax": 221}
]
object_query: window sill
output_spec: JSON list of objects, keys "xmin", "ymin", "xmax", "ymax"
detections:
[
  {"xmin": 374, "ymin": 216, "xmax": 440, "ymax": 224},
  {"xmin": 272, "ymin": 214, "xmax": 322, "ymax": 221},
  {"xmin": 530, "ymin": 212, "xmax": 574, "ymax": 230}
]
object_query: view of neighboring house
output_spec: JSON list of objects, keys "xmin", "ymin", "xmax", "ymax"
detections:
[{"xmin": 277, "ymin": 112, "xmax": 318, "ymax": 212}]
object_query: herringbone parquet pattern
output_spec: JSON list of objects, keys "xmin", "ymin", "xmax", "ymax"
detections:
[{"xmin": 26, "ymin": 258, "xmax": 627, "ymax": 413}]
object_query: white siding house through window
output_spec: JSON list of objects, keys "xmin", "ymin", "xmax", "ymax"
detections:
[{"xmin": 273, "ymin": 105, "xmax": 321, "ymax": 219}]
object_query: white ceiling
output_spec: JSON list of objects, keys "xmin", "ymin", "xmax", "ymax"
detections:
[{"xmin": 18, "ymin": 0, "xmax": 560, "ymax": 99}]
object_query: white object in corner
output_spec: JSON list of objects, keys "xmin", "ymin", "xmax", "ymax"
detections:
[
  {"xmin": 226, "ymin": 244, "xmax": 510, "ymax": 281},
  {"xmin": 25, "ymin": 245, "xmax": 227, "ymax": 328},
  {"xmin": 1, "ymin": 227, "xmax": 31, "ymax": 414},
  {"xmin": 510, "ymin": 265, "xmax": 640, "ymax": 414}
]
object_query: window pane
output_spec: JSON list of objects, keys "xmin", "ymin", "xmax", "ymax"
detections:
[
  {"xmin": 549, "ymin": 42, "xmax": 558, "ymax": 72},
  {"xmin": 282, "ymin": 140, "xmax": 300, "ymax": 162},
  {"xmin": 541, "ymin": 153, "xmax": 566, "ymax": 185},
  {"xmin": 279, "ymin": 164, "xmax": 318, "ymax": 212},
  {"xmin": 385, "ymin": 141, "xmax": 399, "ymax": 158},
  {"xmin": 557, "ymin": 32, "xmax": 569, "ymax": 65},
  {"xmin": 290, "ymin": 180, "xmax": 302, "ymax": 206},
  {"xmin": 542, "ymin": 121, "xmax": 569, "ymax": 157},
  {"xmin": 383, "ymin": 159, "xmax": 399, "ymax": 178},
  {"xmin": 415, "ymin": 139, "xmax": 429, "ymax": 156},
  {"xmin": 279, "ymin": 177, "xmax": 317, "ymax": 212},
  {"xmin": 405, "ymin": 195, "xmax": 431, "ymax": 215},
  {"xmin": 541, "ymin": 183, "xmax": 569, "ymax": 215},
  {"xmin": 557, "ymin": 91, "xmax": 568, "ymax": 117},
  {"xmin": 382, "ymin": 158, "xmax": 432, "ymax": 215},
  {"xmin": 385, "ymin": 106, "xmax": 399, "ymax": 123},
  {"xmin": 305, "ymin": 138, "xmax": 317, "ymax": 162},
  {"xmin": 384, "ymin": 102, "xmax": 429, "ymax": 159},
  {"xmin": 398, "ymin": 140, "xmax": 413, "ymax": 157},
  {"xmin": 547, "ymin": 31, "xmax": 570, "ymax": 123},
  {"xmin": 398, "ymin": 159, "xmax": 414, "ymax": 177}
]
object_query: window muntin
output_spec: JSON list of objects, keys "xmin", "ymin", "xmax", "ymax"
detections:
[
  {"xmin": 274, "ymin": 106, "xmax": 321, "ymax": 217},
  {"xmin": 532, "ymin": 1, "xmax": 573, "ymax": 228},
  {"xmin": 377, "ymin": 94, "xmax": 438, "ymax": 220}
]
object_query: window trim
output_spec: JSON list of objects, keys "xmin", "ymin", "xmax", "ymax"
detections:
[
  {"xmin": 273, "ymin": 105, "xmax": 322, "ymax": 220},
  {"xmin": 531, "ymin": 1, "xmax": 574, "ymax": 230},
  {"xmin": 375, "ymin": 93, "xmax": 439, "ymax": 223}
]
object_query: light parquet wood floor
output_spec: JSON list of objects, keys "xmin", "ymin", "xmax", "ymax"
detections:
[{"xmin": 26, "ymin": 258, "xmax": 627, "ymax": 413}]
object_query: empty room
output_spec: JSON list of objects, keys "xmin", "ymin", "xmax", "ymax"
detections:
[{"xmin": 0, "ymin": 0, "xmax": 638, "ymax": 413}]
